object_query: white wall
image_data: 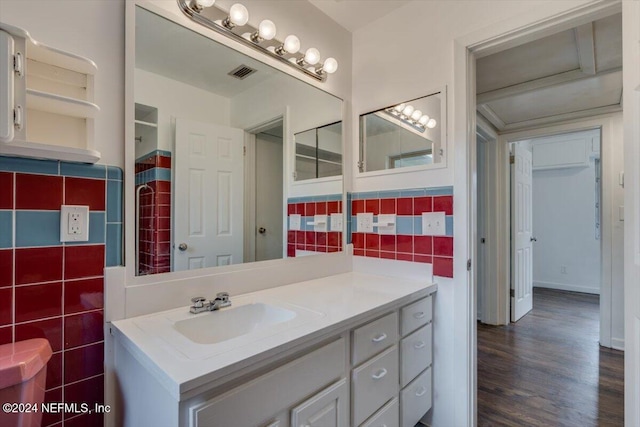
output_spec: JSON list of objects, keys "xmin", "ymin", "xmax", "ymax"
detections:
[
  {"xmin": 134, "ymin": 68, "xmax": 231, "ymax": 154},
  {"xmin": 1, "ymin": 0, "xmax": 125, "ymax": 167},
  {"xmin": 530, "ymin": 130, "xmax": 601, "ymax": 294}
]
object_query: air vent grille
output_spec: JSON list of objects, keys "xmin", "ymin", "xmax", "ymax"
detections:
[{"xmin": 228, "ymin": 64, "xmax": 257, "ymax": 80}]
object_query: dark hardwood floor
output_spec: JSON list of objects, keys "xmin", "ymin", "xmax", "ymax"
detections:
[{"xmin": 477, "ymin": 288, "xmax": 624, "ymax": 427}]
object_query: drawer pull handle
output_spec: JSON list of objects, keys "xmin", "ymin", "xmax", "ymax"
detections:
[
  {"xmin": 415, "ymin": 386, "xmax": 427, "ymax": 397},
  {"xmin": 372, "ymin": 368, "xmax": 388, "ymax": 380},
  {"xmin": 371, "ymin": 333, "xmax": 387, "ymax": 343},
  {"xmin": 414, "ymin": 341, "xmax": 426, "ymax": 349},
  {"xmin": 413, "ymin": 311, "xmax": 426, "ymax": 319}
]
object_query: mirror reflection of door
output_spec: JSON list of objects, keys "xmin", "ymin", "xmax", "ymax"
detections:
[{"xmin": 254, "ymin": 122, "xmax": 284, "ymax": 261}]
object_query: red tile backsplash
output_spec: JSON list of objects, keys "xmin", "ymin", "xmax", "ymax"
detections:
[
  {"xmin": 46, "ymin": 352, "xmax": 63, "ymax": 390},
  {"xmin": 64, "ymin": 278, "xmax": 104, "ymax": 314},
  {"xmin": 414, "ymin": 236, "xmax": 433, "ymax": 255},
  {"xmin": 64, "ymin": 177, "xmax": 106, "ymax": 211},
  {"xmin": 434, "ymin": 236, "xmax": 454, "ymax": 257},
  {"xmin": 0, "ymin": 287, "xmax": 12, "ymax": 325},
  {"xmin": 15, "ymin": 247, "xmax": 64, "ymax": 285},
  {"xmin": 433, "ymin": 256, "xmax": 454, "ymax": 278},
  {"xmin": 414, "ymin": 197, "xmax": 433, "ymax": 215},
  {"xmin": 305, "ymin": 202, "xmax": 315, "ymax": 216},
  {"xmin": 380, "ymin": 235, "xmax": 396, "ymax": 252},
  {"xmin": 365, "ymin": 199, "xmax": 380, "ymax": 215},
  {"xmin": 42, "ymin": 387, "xmax": 63, "ymax": 427},
  {"xmin": 64, "ymin": 310, "xmax": 103, "ymax": 349},
  {"xmin": 396, "ymin": 198, "xmax": 413, "ymax": 215},
  {"xmin": 434, "ymin": 195, "xmax": 453, "ymax": 215},
  {"xmin": 15, "ymin": 317, "xmax": 63, "ymax": 352},
  {"xmin": 396, "ymin": 235, "xmax": 413, "ymax": 253},
  {"xmin": 0, "ymin": 172, "xmax": 13, "ymax": 209},
  {"xmin": 64, "ymin": 245, "xmax": 105, "ymax": 279},
  {"xmin": 14, "ymin": 282, "xmax": 63, "ymax": 323},
  {"xmin": 15, "ymin": 173, "xmax": 63, "ymax": 210},
  {"xmin": 380, "ymin": 199, "xmax": 395, "ymax": 214},
  {"xmin": 365, "ymin": 233, "xmax": 380, "ymax": 250},
  {"xmin": 63, "ymin": 375, "xmax": 104, "ymax": 413},
  {"xmin": 0, "ymin": 249, "xmax": 12, "ymax": 287},
  {"xmin": 64, "ymin": 342, "xmax": 104, "ymax": 383},
  {"xmin": 0, "ymin": 326, "xmax": 11, "ymax": 345}
]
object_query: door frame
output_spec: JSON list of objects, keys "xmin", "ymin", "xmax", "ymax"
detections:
[{"xmin": 454, "ymin": 1, "xmax": 624, "ymax": 425}]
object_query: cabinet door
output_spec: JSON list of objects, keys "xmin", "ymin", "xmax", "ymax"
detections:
[{"xmin": 291, "ymin": 379, "xmax": 348, "ymax": 427}]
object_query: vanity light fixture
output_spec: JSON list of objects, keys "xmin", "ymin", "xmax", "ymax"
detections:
[
  {"xmin": 177, "ymin": 0, "xmax": 337, "ymax": 81},
  {"xmin": 384, "ymin": 103, "xmax": 437, "ymax": 133}
]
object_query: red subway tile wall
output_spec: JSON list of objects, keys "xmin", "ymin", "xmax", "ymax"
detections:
[
  {"xmin": 349, "ymin": 188, "xmax": 454, "ymax": 278},
  {"xmin": 286, "ymin": 196, "xmax": 343, "ymax": 257},
  {"xmin": 0, "ymin": 156, "xmax": 123, "ymax": 427},
  {"xmin": 135, "ymin": 151, "xmax": 171, "ymax": 275}
]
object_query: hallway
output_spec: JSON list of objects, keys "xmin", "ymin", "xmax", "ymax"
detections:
[{"xmin": 477, "ymin": 288, "xmax": 624, "ymax": 426}]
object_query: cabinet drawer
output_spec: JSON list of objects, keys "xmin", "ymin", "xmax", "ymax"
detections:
[
  {"xmin": 401, "ymin": 296, "xmax": 432, "ymax": 336},
  {"xmin": 291, "ymin": 379, "xmax": 349, "ymax": 427},
  {"xmin": 191, "ymin": 338, "xmax": 345, "ymax": 427},
  {"xmin": 352, "ymin": 345, "xmax": 399, "ymax": 426},
  {"xmin": 360, "ymin": 397, "xmax": 399, "ymax": 427},
  {"xmin": 400, "ymin": 367, "xmax": 432, "ymax": 427},
  {"xmin": 400, "ymin": 324, "xmax": 432, "ymax": 387},
  {"xmin": 352, "ymin": 312, "xmax": 398, "ymax": 366}
]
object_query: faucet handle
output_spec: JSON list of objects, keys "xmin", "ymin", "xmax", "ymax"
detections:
[
  {"xmin": 215, "ymin": 292, "xmax": 230, "ymax": 301},
  {"xmin": 191, "ymin": 296, "xmax": 206, "ymax": 307}
]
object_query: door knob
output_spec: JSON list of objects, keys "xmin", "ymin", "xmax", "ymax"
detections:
[
  {"xmin": 178, "ymin": 243, "xmax": 188, "ymax": 251},
  {"xmin": 530, "ymin": 237, "xmax": 537, "ymax": 242},
  {"xmin": 258, "ymin": 227, "xmax": 266, "ymax": 234}
]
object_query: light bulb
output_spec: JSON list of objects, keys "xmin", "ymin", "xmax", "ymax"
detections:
[
  {"xmin": 411, "ymin": 110, "xmax": 422, "ymax": 121},
  {"xmin": 194, "ymin": 0, "xmax": 215, "ymax": 8},
  {"xmin": 394, "ymin": 104, "xmax": 406, "ymax": 113},
  {"xmin": 418, "ymin": 115, "xmax": 430, "ymax": 125},
  {"xmin": 402, "ymin": 105, "xmax": 415, "ymax": 117},
  {"xmin": 321, "ymin": 58, "xmax": 338, "ymax": 74},
  {"xmin": 277, "ymin": 34, "xmax": 300, "ymax": 54},
  {"xmin": 426, "ymin": 119, "xmax": 437, "ymax": 128},
  {"xmin": 258, "ymin": 20, "xmax": 276, "ymax": 40},
  {"xmin": 229, "ymin": 3, "xmax": 249, "ymax": 26},
  {"xmin": 304, "ymin": 48, "xmax": 321, "ymax": 65}
]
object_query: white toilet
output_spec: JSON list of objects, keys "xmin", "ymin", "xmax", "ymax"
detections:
[{"xmin": 0, "ymin": 338, "xmax": 52, "ymax": 427}]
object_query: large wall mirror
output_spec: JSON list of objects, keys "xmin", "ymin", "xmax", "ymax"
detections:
[
  {"xmin": 359, "ymin": 90, "xmax": 446, "ymax": 173},
  {"xmin": 133, "ymin": 5, "xmax": 343, "ymax": 276}
]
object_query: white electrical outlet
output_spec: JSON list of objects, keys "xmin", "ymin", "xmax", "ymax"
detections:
[
  {"xmin": 330, "ymin": 213, "xmax": 343, "ymax": 231},
  {"xmin": 357, "ymin": 213, "xmax": 374, "ymax": 233},
  {"xmin": 375, "ymin": 214, "xmax": 396, "ymax": 235},
  {"xmin": 289, "ymin": 214, "xmax": 301, "ymax": 231},
  {"xmin": 310, "ymin": 215, "xmax": 328, "ymax": 232},
  {"xmin": 421, "ymin": 211, "xmax": 446, "ymax": 236},
  {"xmin": 60, "ymin": 205, "xmax": 89, "ymax": 242}
]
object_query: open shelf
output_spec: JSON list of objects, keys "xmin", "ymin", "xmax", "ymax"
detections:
[{"xmin": 26, "ymin": 89, "xmax": 100, "ymax": 119}]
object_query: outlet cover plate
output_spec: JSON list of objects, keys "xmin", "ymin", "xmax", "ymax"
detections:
[
  {"xmin": 312, "ymin": 214, "xmax": 328, "ymax": 232},
  {"xmin": 330, "ymin": 213, "xmax": 343, "ymax": 231},
  {"xmin": 357, "ymin": 213, "xmax": 374, "ymax": 233},
  {"xmin": 289, "ymin": 214, "xmax": 301, "ymax": 231},
  {"xmin": 376, "ymin": 214, "xmax": 396, "ymax": 235},
  {"xmin": 422, "ymin": 211, "xmax": 446, "ymax": 236},
  {"xmin": 60, "ymin": 205, "xmax": 89, "ymax": 242}
]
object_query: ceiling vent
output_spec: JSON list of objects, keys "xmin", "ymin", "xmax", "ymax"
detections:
[{"xmin": 228, "ymin": 64, "xmax": 257, "ymax": 80}]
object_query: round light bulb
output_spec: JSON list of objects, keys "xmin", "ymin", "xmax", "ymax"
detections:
[
  {"xmin": 402, "ymin": 105, "xmax": 415, "ymax": 117},
  {"xmin": 426, "ymin": 119, "xmax": 437, "ymax": 128},
  {"xmin": 258, "ymin": 20, "xmax": 276, "ymax": 40},
  {"xmin": 322, "ymin": 57, "xmax": 338, "ymax": 74},
  {"xmin": 304, "ymin": 48, "xmax": 321, "ymax": 65},
  {"xmin": 283, "ymin": 35, "xmax": 300, "ymax": 54},
  {"xmin": 229, "ymin": 3, "xmax": 249, "ymax": 26},
  {"xmin": 418, "ymin": 115, "xmax": 430, "ymax": 125},
  {"xmin": 394, "ymin": 104, "xmax": 406, "ymax": 113},
  {"xmin": 195, "ymin": 0, "xmax": 215, "ymax": 7},
  {"xmin": 411, "ymin": 110, "xmax": 422, "ymax": 121}
]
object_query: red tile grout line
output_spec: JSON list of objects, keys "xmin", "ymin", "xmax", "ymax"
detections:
[{"xmin": 13, "ymin": 275, "xmax": 104, "ymax": 288}]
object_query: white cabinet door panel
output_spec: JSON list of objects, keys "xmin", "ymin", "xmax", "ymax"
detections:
[{"xmin": 291, "ymin": 379, "xmax": 348, "ymax": 427}]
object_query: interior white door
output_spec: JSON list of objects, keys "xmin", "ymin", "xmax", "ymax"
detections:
[
  {"xmin": 255, "ymin": 132, "xmax": 283, "ymax": 261},
  {"xmin": 174, "ymin": 118, "xmax": 244, "ymax": 270},
  {"xmin": 511, "ymin": 141, "xmax": 534, "ymax": 322}
]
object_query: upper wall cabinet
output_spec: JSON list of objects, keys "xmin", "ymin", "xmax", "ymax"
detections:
[{"xmin": 0, "ymin": 22, "xmax": 100, "ymax": 163}]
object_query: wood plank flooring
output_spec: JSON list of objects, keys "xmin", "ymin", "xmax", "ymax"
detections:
[{"xmin": 477, "ymin": 288, "xmax": 624, "ymax": 427}]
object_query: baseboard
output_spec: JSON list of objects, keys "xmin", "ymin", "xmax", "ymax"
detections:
[
  {"xmin": 611, "ymin": 337, "xmax": 625, "ymax": 351},
  {"xmin": 533, "ymin": 281, "xmax": 600, "ymax": 295}
]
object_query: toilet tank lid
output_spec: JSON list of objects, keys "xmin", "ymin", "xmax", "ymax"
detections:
[{"xmin": 0, "ymin": 338, "xmax": 53, "ymax": 388}]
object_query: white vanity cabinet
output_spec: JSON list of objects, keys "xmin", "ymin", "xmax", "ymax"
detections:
[{"xmin": 112, "ymin": 277, "xmax": 436, "ymax": 427}]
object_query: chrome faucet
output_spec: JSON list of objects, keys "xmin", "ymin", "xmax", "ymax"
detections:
[{"xmin": 189, "ymin": 292, "xmax": 232, "ymax": 314}]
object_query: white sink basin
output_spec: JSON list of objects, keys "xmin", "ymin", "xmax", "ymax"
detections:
[
  {"xmin": 132, "ymin": 297, "xmax": 325, "ymax": 360},
  {"xmin": 174, "ymin": 303, "xmax": 296, "ymax": 344}
]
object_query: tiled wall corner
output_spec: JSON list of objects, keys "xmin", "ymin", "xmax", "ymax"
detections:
[
  {"xmin": 286, "ymin": 194, "xmax": 343, "ymax": 257},
  {"xmin": 135, "ymin": 150, "xmax": 171, "ymax": 275},
  {"xmin": 0, "ymin": 155, "xmax": 123, "ymax": 427},
  {"xmin": 348, "ymin": 187, "xmax": 454, "ymax": 278}
]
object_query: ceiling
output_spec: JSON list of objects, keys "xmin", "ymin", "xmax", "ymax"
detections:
[
  {"xmin": 308, "ymin": 0, "xmax": 411, "ymax": 32},
  {"xmin": 476, "ymin": 13, "xmax": 622, "ymax": 133}
]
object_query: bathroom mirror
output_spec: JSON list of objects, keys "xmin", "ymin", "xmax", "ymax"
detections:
[
  {"xmin": 133, "ymin": 6, "xmax": 343, "ymax": 276},
  {"xmin": 359, "ymin": 90, "xmax": 446, "ymax": 173}
]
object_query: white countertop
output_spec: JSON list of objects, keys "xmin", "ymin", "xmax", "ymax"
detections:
[{"xmin": 111, "ymin": 271, "xmax": 436, "ymax": 400}]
